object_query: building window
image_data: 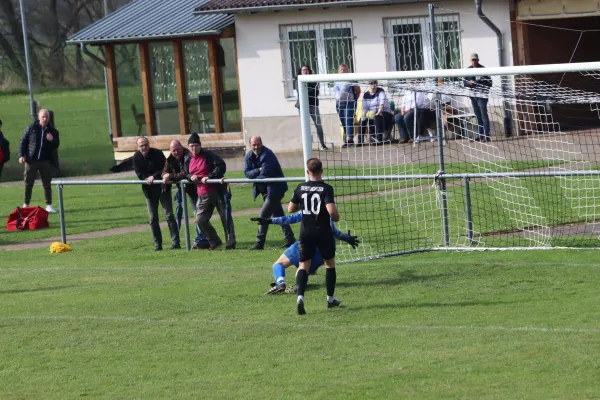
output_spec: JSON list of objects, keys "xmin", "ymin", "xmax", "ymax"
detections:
[
  {"xmin": 280, "ymin": 21, "xmax": 355, "ymax": 98},
  {"xmin": 384, "ymin": 15, "xmax": 461, "ymax": 72}
]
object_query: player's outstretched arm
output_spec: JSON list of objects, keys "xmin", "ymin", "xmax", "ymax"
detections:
[{"xmin": 252, "ymin": 211, "xmax": 302, "ymax": 226}]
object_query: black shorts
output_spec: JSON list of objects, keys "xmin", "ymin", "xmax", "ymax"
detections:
[{"xmin": 299, "ymin": 229, "xmax": 335, "ymax": 262}]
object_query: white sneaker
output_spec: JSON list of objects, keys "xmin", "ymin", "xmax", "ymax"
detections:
[
  {"xmin": 22, "ymin": 203, "xmax": 29, "ymax": 208},
  {"xmin": 46, "ymin": 205, "xmax": 57, "ymax": 213}
]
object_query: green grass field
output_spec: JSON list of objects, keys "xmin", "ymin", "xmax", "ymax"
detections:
[{"xmin": 1, "ymin": 228, "xmax": 600, "ymax": 398}]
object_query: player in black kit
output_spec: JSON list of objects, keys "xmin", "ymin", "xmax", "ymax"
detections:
[{"xmin": 289, "ymin": 157, "xmax": 341, "ymax": 315}]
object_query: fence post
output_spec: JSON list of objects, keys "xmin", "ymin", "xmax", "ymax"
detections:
[
  {"xmin": 57, "ymin": 183, "xmax": 67, "ymax": 244},
  {"xmin": 464, "ymin": 177, "xmax": 473, "ymax": 245},
  {"xmin": 181, "ymin": 182, "xmax": 191, "ymax": 251}
]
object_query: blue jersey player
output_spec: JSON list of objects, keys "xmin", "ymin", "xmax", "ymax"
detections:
[{"xmin": 251, "ymin": 211, "xmax": 359, "ymax": 295}]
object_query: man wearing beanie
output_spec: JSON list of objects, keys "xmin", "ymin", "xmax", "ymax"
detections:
[{"xmin": 184, "ymin": 132, "xmax": 235, "ymax": 250}]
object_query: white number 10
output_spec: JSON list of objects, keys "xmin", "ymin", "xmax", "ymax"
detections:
[{"xmin": 301, "ymin": 193, "xmax": 321, "ymax": 215}]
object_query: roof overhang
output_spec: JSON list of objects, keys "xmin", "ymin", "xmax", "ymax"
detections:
[
  {"xmin": 66, "ymin": 30, "xmax": 224, "ymax": 45},
  {"xmin": 194, "ymin": 0, "xmax": 429, "ymax": 15}
]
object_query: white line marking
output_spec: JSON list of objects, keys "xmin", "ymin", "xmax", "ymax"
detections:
[{"xmin": 1, "ymin": 315, "xmax": 598, "ymax": 334}]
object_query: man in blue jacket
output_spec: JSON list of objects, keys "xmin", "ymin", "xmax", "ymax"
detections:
[{"xmin": 245, "ymin": 136, "xmax": 295, "ymax": 250}]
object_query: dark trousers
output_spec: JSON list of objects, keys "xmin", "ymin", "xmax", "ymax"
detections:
[
  {"xmin": 359, "ymin": 112, "xmax": 394, "ymax": 143},
  {"xmin": 144, "ymin": 187, "xmax": 180, "ymax": 248},
  {"xmin": 24, "ymin": 160, "xmax": 55, "ymax": 205},
  {"xmin": 255, "ymin": 193, "xmax": 295, "ymax": 246},
  {"xmin": 196, "ymin": 189, "xmax": 234, "ymax": 246},
  {"xmin": 471, "ymin": 97, "xmax": 490, "ymax": 137},
  {"xmin": 404, "ymin": 109, "xmax": 436, "ymax": 139},
  {"xmin": 0, "ymin": 163, "xmax": 3, "ymax": 181},
  {"xmin": 297, "ymin": 105, "xmax": 326, "ymax": 147}
]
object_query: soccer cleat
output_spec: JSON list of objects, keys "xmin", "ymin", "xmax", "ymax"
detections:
[
  {"xmin": 285, "ymin": 284, "xmax": 298, "ymax": 294},
  {"xmin": 264, "ymin": 284, "xmax": 286, "ymax": 295},
  {"xmin": 327, "ymin": 299, "xmax": 342, "ymax": 308},
  {"xmin": 297, "ymin": 299, "xmax": 306, "ymax": 315},
  {"xmin": 46, "ymin": 204, "xmax": 57, "ymax": 213}
]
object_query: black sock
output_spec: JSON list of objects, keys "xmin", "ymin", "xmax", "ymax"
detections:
[
  {"xmin": 325, "ymin": 268, "xmax": 336, "ymax": 297},
  {"xmin": 296, "ymin": 269, "xmax": 308, "ymax": 297}
]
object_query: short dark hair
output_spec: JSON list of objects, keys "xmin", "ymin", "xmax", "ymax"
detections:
[{"xmin": 306, "ymin": 157, "xmax": 323, "ymax": 173}]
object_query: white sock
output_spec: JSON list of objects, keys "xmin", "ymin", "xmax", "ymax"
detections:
[
  {"xmin": 297, "ymin": 295, "xmax": 304, "ymax": 303},
  {"xmin": 276, "ymin": 278, "xmax": 285, "ymax": 285},
  {"xmin": 327, "ymin": 296, "xmax": 334, "ymax": 303}
]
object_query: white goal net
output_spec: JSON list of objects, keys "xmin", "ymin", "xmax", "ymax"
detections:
[{"xmin": 297, "ymin": 62, "xmax": 600, "ymax": 261}]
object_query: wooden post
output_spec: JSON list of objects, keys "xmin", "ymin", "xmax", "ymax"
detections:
[
  {"xmin": 104, "ymin": 45, "xmax": 121, "ymax": 138},
  {"xmin": 173, "ymin": 40, "xmax": 189, "ymax": 136},
  {"xmin": 208, "ymin": 38, "xmax": 224, "ymax": 133},
  {"xmin": 232, "ymin": 34, "xmax": 243, "ymax": 135},
  {"xmin": 139, "ymin": 42, "xmax": 157, "ymax": 136}
]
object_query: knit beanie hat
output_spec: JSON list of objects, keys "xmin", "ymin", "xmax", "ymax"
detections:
[{"xmin": 188, "ymin": 132, "xmax": 201, "ymax": 145}]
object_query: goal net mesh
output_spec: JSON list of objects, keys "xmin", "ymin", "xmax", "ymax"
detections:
[{"xmin": 299, "ymin": 68, "xmax": 600, "ymax": 261}]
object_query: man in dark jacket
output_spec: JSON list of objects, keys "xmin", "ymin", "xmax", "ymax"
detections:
[
  {"xmin": 244, "ymin": 136, "xmax": 295, "ymax": 250},
  {"xmin": 0, "ymin": 120, "xmax": 10, "ymax": 181},
  {"xmin": 18, "ymin": 109, "xmax": 59, "ymax": 212},
  {"xmin": 133, "ymin": 136, "xmax": 180, "ymax": 251},
  {"xmin": 162, "ymin": 140, "xmax": 210, "ymax": 249},
  {"xmin": 464, "ymin": 53, "xmax": 493, "ymax": 142},
  {"xmin": 184, "ymin": 132, "xmax": 235, "ymax": 250}
]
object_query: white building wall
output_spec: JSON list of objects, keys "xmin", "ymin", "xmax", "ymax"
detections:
[{"xmin": 235, "ymin": 0, "xmax": 513, "ymax": 151}]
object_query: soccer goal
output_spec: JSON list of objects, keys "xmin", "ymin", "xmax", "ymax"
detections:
[{"xmin": 297, "ymin": 61, "xmax": 600, "ymax": 261}]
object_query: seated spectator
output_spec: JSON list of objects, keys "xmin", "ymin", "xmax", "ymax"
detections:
[
  {"xmin": 394, "ymin": 89, "xmax": 435, "ymax": 143},
  {"xmin": 359, "ymin": 80, "xmax": 394, "ymax": 144}
]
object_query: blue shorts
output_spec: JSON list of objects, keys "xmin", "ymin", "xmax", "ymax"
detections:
[{"xmin": 283, "ymin": 242, "xmax": 323, "ymax": 274}]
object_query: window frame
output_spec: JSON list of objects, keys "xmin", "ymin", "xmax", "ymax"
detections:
[
  {"xmin": 384, "ymin": 14, "xmax": 462, "ymax": 72},
  {"xmin": 280, "ymin": 21, "xmax": 355, "ymax": 99}
]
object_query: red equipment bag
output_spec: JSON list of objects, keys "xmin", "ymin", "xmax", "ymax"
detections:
[{"xmin": 6, "ymin": 206, "xmax": 50, "ymax": 231}]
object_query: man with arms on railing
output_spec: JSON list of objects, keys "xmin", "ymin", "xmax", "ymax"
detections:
[
  {"xmin": 245, "ymin": 136, "xmax": 295, "ymax": 250},
  {"xmin": 133, "ymin": 136, "xmax": 180, "ymax": 251},
  {"xmin": 185, "ymin": 132, "xmax": 235, "ymax": 250},
  {"xmin": 162, "ymin": 140, "xmax": 210, "ymax": 249}
]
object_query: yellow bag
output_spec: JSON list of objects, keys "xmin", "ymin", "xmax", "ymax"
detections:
[{"xmin": 50, "ymin": 242, "xmax": 72, "ymax": 254}]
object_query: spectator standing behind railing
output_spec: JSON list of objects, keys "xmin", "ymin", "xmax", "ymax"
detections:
[
  {"xmin": 18, "ymin": 109, "xmax": 59, "ymax": 213},
  {"xmin": 0, "ymin": 120, "xmax": 10, "ymax": 181},
  {"xmin": 464, "ymin": 53, "xmax": 492, "ymax": 142},
  {"xmin": 162, "ymin": 140, "xmax": 211, "ymax": 249},
  {"xmin": 185, "ymin": 132, "xmax": 235, "ymax": 250},
  {"xmin": 334, "ymin": 64, "xmax": 361, "ymax": 148},
  {"xmin": 294, "ymin": 65, "xmax": 327, "ymax": 150},
  {"xmin": 245, "ymin": 136, "xmax": 295, "ymax": 250},
  {"xmin": 133, "ymin": 136, "xmax": 180, "ymax": 251}
]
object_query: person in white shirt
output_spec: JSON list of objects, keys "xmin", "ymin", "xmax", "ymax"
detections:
[{"xmin": 393, "ymin": 90, "xmax": 435, "ymax": 143}]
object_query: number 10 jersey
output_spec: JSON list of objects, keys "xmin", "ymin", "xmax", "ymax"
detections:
[{"xmin": 290, "ymin": 180, "xmax": 336, "ymax": 234}]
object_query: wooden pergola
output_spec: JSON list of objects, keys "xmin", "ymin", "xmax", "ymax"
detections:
[{"xmin": 67, "ymin": 1, "xmax": 243, "ymax": 160}]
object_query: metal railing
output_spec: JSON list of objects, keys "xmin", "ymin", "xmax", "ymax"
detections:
[{"xmin": 53, "ymin": 169, "xmax": 600, "ymax": 251}]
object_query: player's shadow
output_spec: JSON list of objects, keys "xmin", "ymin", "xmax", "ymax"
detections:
[
  {"xmin": 0, "ymin": 285, "xmax": 78, "ymax": 295},
  {"xmin": 308, "ymin": 269, "xmax": 453, "ymax": 290}
]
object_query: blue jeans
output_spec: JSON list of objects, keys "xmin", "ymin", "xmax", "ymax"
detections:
[
  {"xmin": 174, "ymin": 188, "xmax": 207, "ymax": 245},
  {"xmin": 471, "ymin": 97, "xmax": 490, "ymax": 137},
  {"xmin": 337, "ymin": 101, "xmax": 356, "ymax": 141},
  {"xmin": 394, "ymin": 113, "xmax": 410, "ymax": 140}
]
